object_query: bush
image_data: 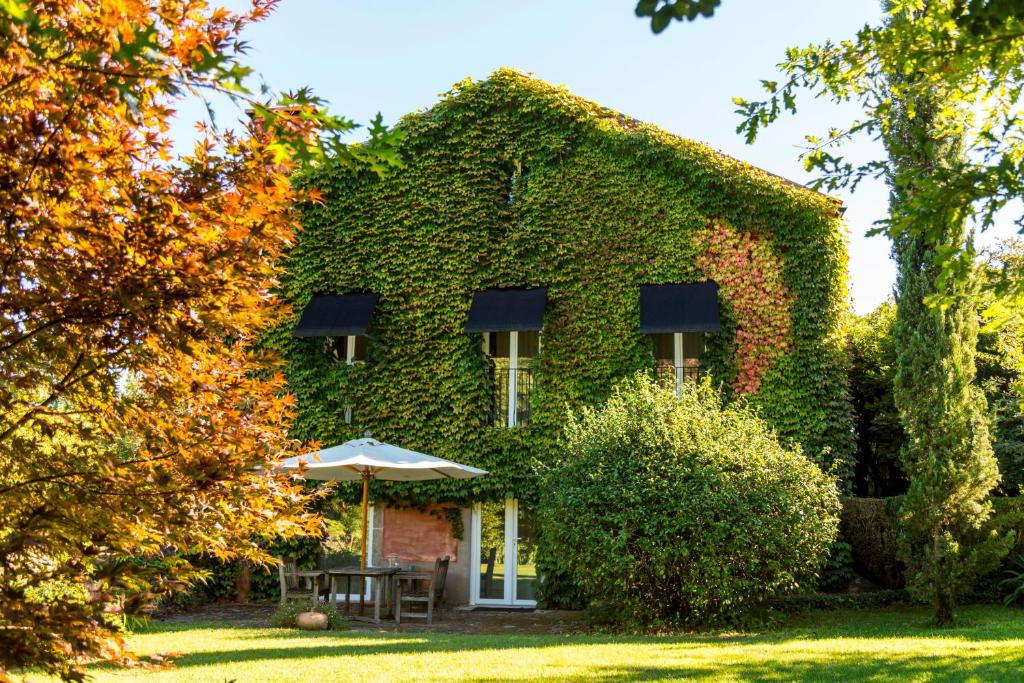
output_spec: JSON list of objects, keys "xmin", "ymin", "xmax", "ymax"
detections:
[
  {"xmin": 817, "ymin": 535, "xmax": 855, "ymax": 593},
  {"xmin": 540, "ymin": 375, "xmax": 841, "ymax": 627},
  {"xmin": 841, "ymin": 495, "xmax": 1024, "ymax": 600},
  {"xmin": 270, "ymin": 602, "xmax": 347, "ymax": 630},
  {"xmin": 840, "ymin": 497, "xmax": 905, "ymax": 589},
  {"xmin": 771, "ymin": 589, "xmax": 909, "ymax": 613}
]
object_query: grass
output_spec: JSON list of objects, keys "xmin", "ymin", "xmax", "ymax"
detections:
[{"xmin": 27, "ymin": 605, "xmax": 1024, "ymax": 682}]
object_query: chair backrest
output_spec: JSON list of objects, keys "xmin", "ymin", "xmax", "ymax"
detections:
[
  {"xmin": 277, "ymin": 555, "xmax": 300, "ymax": 591},
  {"xmin": 431, "ymin": 556, "xmax": 451, "ymax": 602}
]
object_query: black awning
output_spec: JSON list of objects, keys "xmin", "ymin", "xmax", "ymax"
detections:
[
  {"xmin": 639, "ymin": 282, "xmax": 721, "ymax": 333},
  {"xmin": 466, "ymin": 288, "xmax": 547, "ymax": 332},
  {"xmin": 293, "ymin": 293, "xmax": 379, "ymax": 337}
]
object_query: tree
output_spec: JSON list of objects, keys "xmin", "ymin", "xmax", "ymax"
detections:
[
  {"xmin": 848, "ymin": 301, "xmax": 907, "ymax": 497},
  {"xmin": 885, "ymin": 52, "xmax": 1006, "ymax": 624},
  {"xmin": 634, "ymin": 0, "xmax": 721, "ymax": 32},
  {"xmin": 848, "ymin": 290, "xmax": 1024, "ymax": 498},
  {"xmin": 636, "ymin": 0, "xmax": 1024, "ymax": 307},
  {"xmin": 0, "ymin": 2, "xmax": 395, "ymax": 679},
  {"xmin": 977, "ymin": 241, "xmax": 1024, "ymax": 495}
]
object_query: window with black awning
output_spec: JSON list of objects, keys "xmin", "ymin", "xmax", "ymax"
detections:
[
  {"xmin": 639, "ymin": 282, "xmax": 721, "ymax": 333},
  {"xmin": 468, "ymin": 288, "xmax": 547, "ymax": 429},
  {"xmin": 465, "ymin": 287, "xmax": 547, "ymax": 332},
  {"xmin": 293, "ymin": 293, "xmax": 379, "ymax": 338}
]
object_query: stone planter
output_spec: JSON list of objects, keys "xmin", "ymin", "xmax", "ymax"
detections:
[{"xmin": 295, "ymin": 611, "xmax": 328, "ymax": 630}]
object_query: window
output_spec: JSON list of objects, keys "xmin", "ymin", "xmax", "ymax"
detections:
[
  {"xmin": 484, "ymin": 330, "xmax": 538, "ymax": 427},
  {"xmin": 326, "ymin": 335, "xmax": 368, "ymax": 364},
  {"xmin": 652, "ymin": 332, "xmax": 704, "ymax": 393},
  {"xmin": 325, "ymin": 335, "xmax": 368, "ymax": 423},
  {"xmin": 502, "ymin": 161, "xmax": 529, "ymax": 205}
]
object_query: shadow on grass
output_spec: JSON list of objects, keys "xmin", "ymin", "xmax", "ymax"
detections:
[
  {"xmin": 120, "ymin": 606, "xmax": 1024, "ymax": 682},
  {"xmin": 158, "ymin": 626, "xmax": 1024, "ymax": 681},
  {"xmin": 160, "ymin": 639, "xmax": 1024, "ymax": 682},
  {"xmin": 506, "ymin": 651, "xmax": 1024, "ymax": 682}
]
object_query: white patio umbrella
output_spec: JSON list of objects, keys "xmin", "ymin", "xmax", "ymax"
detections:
[{"xmin": 277, "ymin": 435, "xmax": 487, "ymax": 568}]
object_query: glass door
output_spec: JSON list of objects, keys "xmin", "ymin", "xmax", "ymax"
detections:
[{"xmin": 471, "ymin": 498, "xmax": 538, "ymax": 606}]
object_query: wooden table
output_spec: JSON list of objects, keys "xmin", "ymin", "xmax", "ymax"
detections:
[{"xmin": 326, "ymin": 567, "xmax": 400, "ymax": 623}]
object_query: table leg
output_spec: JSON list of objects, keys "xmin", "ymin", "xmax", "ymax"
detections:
[
  {"xmin": 395, "ymin": 578, "xmax": 402, "ymax": 625},
  {"xmin": 329, "ymin": 575, "xmax": 337, "ymax": 610},
  {"xmin": 373, "ymin": 577, "xmax": 381, "ymax": 623},
  {"xmin": 359, "ymin": 576, "xmax": 365, "ymax": 617},
  {"xmin": 344, "ymin": 576, "xmax": 351, "ymax": 615}
]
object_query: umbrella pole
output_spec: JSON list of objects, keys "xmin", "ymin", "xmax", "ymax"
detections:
[{"xmin": 360, "ymin": 471, "xmax": 370, "ymax": 569}]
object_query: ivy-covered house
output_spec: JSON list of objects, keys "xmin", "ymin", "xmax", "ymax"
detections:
[{"xmin": 279, "ymin": 69, "xmax": 853, "ymax": 607}]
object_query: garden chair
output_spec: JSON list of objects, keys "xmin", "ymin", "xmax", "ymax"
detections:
[
  {"xmin": 396, "ymin": 556, "xmax": 450, "ymax": 625},
  {"xmin": 276, "ymin": 555, "xmax": 328, "ymax": 607}
]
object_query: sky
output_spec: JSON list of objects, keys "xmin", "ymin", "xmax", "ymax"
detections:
[{"xmin": 171, "ymin": 0, "xmax": 1018, "ymax": 315}]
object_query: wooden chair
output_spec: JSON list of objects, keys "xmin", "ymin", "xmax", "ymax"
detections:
[
  {"xmin": 276, "ymin": 556, "xmax": 327, "ymax": 607},
  {"xmin": 396, "ymin": 556, "xmax": 450, "ymax": 625}
]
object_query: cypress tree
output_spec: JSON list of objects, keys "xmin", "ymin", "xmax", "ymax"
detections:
[{"xmin": 887, "ymin": 73, "xmax": 1007, "ymax": 627}]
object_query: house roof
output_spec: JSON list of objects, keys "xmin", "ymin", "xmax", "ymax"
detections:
[{"xmin": 408, "ymin": 69, "xmax": 842, "ymax": 209}]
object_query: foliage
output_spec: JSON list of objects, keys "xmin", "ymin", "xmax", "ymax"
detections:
[
  {"xmin": 816, "ymin": 536, "xmax": 854, "ymax": 593},
  {"xmin": 535, "ymin": 540, "xmax": 586, "ymax": 610},
  {"xmin": 840, "ymin": 497, "xmax": 906, "ymax": 590},
  {"xmin": 842, "ymin": 496, "xmax": 1024, "ymax": 603},
  {"xmin": 998, "ymin": 553, "xmax": 1024, "ymax": 607},
  {"xmin": 848, "ymin": 302, "xmax": 908, "ymax": 497},
  {"xmin": 0, "ymin": 1, "xmax": 397, "ymax": 679},
  {"xmin": 270, "ymin": 601, "xmax": 347, "ymax": 631},
  {"xmin": 771, "ymin": 589, "xmax": 908, "ymax": 613},
  {"xmin": 697, "ymin": 221, "xmax": 792, "ymax": 395},
  {"xmin": 634, "ymin": 0, "xmax": 720, "ymax": 33},
  {"xmin": 42, "ymin": 606, "xmax": 1024, "ymax": 681},
  {"xmin": 280, "ymin": 69, "xmax": 854, "ymax": 524},
  {"xmin": 731, "ymin": 0, "xmax": 1024, "ymax": 310},
  {"xmin": 978, "ymin": 242, "xmax": 1024, "ymax": 495},
  {"xmin": 539, "ymin": 375, "xmax": 840, "ymax": 627},
  {"xmin": 887, "ymin": 71, "xmax": 1009, "ymax": 625},
  {"xmin": 848, "ymin": 258, "xmax": 1024, "ymax": 497}
]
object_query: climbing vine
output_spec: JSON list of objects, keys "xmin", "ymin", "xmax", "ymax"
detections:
[
  {"xmin": 698, "ymin": 221, "xmax": 793, "ymax": 395},
  {"xmin": 275, "ymin": 69, "xmax": 854, "ymax": 511}
]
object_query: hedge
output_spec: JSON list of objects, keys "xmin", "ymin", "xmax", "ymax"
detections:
[{"xmin": 842, "ymin": 496, "xmax": 1024, "ymax": 591}]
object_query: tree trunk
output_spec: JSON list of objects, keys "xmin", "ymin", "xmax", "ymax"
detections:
[{"xmin": 235, "ymin": 561, "xmax": 252, "ymax": 604}]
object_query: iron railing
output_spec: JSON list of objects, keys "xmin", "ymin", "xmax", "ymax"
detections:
[
  {"xmin": 654, "ymin": 363, "xmax": 701, "ymax": 390},
  {"xmin": 488, "ymin": 367, "xmax": 533, "ymax": 427}
]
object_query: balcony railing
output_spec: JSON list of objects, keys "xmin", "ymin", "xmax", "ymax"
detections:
[
  {"xmin": 654, "ymin": 363, "xmax": 701, "ymax": 391},
  {"xmin": 488, "ymin": 367, "xmax": 533, "ymax": 427}
]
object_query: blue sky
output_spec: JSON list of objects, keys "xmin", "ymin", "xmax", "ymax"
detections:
[{"xmin": 172, "ymin": 0, "xmax": 1016, "ymax": 314}]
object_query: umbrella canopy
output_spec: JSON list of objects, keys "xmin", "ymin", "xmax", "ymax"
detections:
[
  {"xmin": 278, "ymin": 437, "xmax": 488, "ymax": 482},
  {"xmin": 277, "ymin": 437, "xmax": 487, "ymax": 568}
]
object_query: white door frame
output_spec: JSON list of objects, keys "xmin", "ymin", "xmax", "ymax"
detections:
[
  {"xmin": 329, "ymin": 504, "xmax": 374, "ymax": 602},
  {"xmin": 469, "ymin": 498, "xmax": 538, "ymax": 607}
]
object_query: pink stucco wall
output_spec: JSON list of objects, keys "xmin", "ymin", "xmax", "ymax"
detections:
[{"xmin": 380, "ymin": 506, "xmax": 458, "ymax": 563}]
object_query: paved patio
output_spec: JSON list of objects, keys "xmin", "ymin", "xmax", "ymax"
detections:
[{"xmin": 159, "ymin": 603, "xmax": 586, "ymax": 635}]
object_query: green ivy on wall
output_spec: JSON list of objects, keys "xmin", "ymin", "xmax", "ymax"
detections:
[{"xmin": 273, "ymin": 69, "xmax": 854, "ymax": 510}]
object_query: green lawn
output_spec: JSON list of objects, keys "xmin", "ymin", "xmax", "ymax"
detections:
[{"xmin": 30, "ymin": 606, "xmax": 1024, "ymax": 682}]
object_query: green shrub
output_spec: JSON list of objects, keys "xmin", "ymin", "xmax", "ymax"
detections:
[
  {"xmin": 840, "ymin": 497, "xmax": 905, "ymax": 589},
  {"xmin": 540, "ymin": 375, "xmax": 841, "ymax": 627},
  {"xmin": 841, "ymin": 495, "xmax": 1023, "ymax": 600},
  {"xmin": 771, "ymin": 589, "xmax": 909, "ymax": 613},
  {"xmin": 817, "ymin": 535, "xmax": 855, "ymax": 593},
  {"xmin": 270, "ymin": 602, "xmax": 347, "ymax": 630},
  {"xmin": 998, "ymin": 553, "xmax": 1024, "ymax": 607}
]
